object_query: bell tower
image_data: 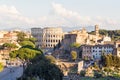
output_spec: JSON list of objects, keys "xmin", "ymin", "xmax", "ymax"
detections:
[{"xmin": 95, "ymin": 25, "xmax": 99, "ymax": 36}]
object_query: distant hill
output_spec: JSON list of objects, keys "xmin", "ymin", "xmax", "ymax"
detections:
[
  {"xmin": 1, "ymin": 27, "xmax": 31, "ymax": 32},
  {"xmin": 1, "ymin": 26, "xmax": 95, "ymax": 32},
  {"xmin": 61, "ymin": 26, "xmax": 95, "ymax": 32}
]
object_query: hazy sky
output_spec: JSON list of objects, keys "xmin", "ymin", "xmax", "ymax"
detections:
[{"xmin": 0, "ymin": 0, "xmax": 120, "ymax": 30}]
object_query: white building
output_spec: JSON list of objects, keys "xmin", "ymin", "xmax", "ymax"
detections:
[
  {"xmin": 91, "ymin": 44, "xmax": 114, "ymax": 60},
  {"xmin": 99, "ymin": 36, "xmax": 112, "ymax": 44},
  {"xmin": 81, "ymin": 44, "xmax": 114, "ymax": 60},
  {"xmin": 0, "ymin": 31, "xmax": 8, "ymax": 38}
]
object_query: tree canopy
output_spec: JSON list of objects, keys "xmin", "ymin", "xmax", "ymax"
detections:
[
  {"xmin": 45, "ymin": 55, "xmax": 56, "ymax": 64},
  {"xmin": 71, "ymin": 50, "xmax": 77, "ymax": 61},
  {"xmin": 28, "ymin": 37, "xmax": 36, "ymax": 44},
  {"xmin": 19, "ymin": 41, "xmax": 35, "ymax": 48},
  {"xmin": 10, "ymin": 31, "xmax": 63, "ymax": 80},
  {"xmin": 89, "ymin": 29, "xmax": 120, "ymax": 41},
  {"xmin": 70, "ymin": 42, "xmax": 81, "ymax": 48},
  {"xmin": 9, "ymin": 50, "xmax": 18, "ymax": 58},
  {"xmin": 17, "ymin": 32, "xmax": 26, "ymax": 42},
  {"xmin": 101, "ymin": 54, "xmax": 120, "ymax": 67},
  {"xmin": 10, "ymin": 47, "xmax": 41, "ymax": 60},
  {"xmin": 2, "ymin": 43, "xmax": 18, "ymax": 49},
  {"xmin": 18, "ymin": 55, "xmax": 63, "ymax": 80},
  {"xmin": 0, "ymin": 63, "xmax": 3, "ymax": 72}
]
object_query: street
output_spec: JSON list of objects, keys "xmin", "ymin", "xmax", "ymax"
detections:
[{"xmin": 0, "ymin": 66, "xmax": 23, "ymax": 80}]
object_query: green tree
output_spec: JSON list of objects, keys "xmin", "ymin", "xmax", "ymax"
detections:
[
  {"xmin": 19, "ymin": 41, "xmax": 35, "ymax": 48},
  {"xmin": 9, "ymin": 47, "xmax": 41, "ymax": 61},
  {"xmin": 28, "ymin": 37, "xmax": 36, "ymax": 44},
  {"xmin": 13, "ymin": 31, "xmax": 63, "ymax": 80},
  {"xmin": 45, "ymin": 55, "xmax": 56, "ymax": 64},
  {"xmin": 99, "ymin": 29, "xmax": 108, "ymax": 36},
  {"xmin": 89, "ymin": 29, "xmax": 120, "ymax": 41},
  {"xmin": 104, "ymin": 68, "xmax": 112, "ymax": 76},
  {"xmin": 9, "ymin": 50, "xmax": 18, "ymax": 58},
  {"xmin": 104, "ymin": 55, "xmax": 110, "ymax": 67},
  {"xmin": 70, "ymin": 43, "xmax": 80, "ymax": 48},
  {"xmin": 108, "ymin": 54, "xmax": 113, "ymax": 66},
  {"xmin": 93, "ymin": 62, "xmax": 99, "ymax": 69},
  {"xmin": 20, "ymin": 55, "xmax": 63, "ymax": 80},
  {"xmin": 101, "ymin": 54, "xmax": 110, "ymax": 67},
  {"xmin": 0, "ymin": 63, "xmax": 3, "ymax": 72},
  {"xmin": 23, "ymin": 37, "xmax": 36, "ymax": 44},
  {"xmin": 94, "ymin": 71, "xmax": 102, "ymax": 78},
  {"xmin": 113, "ymin": 55, "xmax": 120, "ymax": 67},
  {"xmin": 80, "ymin": 70, "xmax": 86, "ymax": 77},
  {"xmin": 17, "ymin": 48, "xmax": 41, "ymax": 60},
  {"xmin": 71, "ymin": 51, "xmax": 77, "ymax": 61},
  {"xmin": 2, "ymin": 43, "xmax": 18, "ymax": 50},
  {"xmin": 17, "ymin": 32, "xmax": 26, "ymax": 42},
  {"xmin": 101, "ymin": 54, "xmax": 120, "ymax": 67}
]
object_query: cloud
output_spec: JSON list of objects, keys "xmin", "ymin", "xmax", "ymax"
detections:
[
  {"xmin": 52, "ymin": 2, "xmax": 80, "ymax": 19},
  {"xmin": 51, "ymin": 2, "xmax": 120, "ymax": 29},
  {"xmin": 0, "ymin": 5, "xmax": 20, "ymax": 15},
  {"xmin": 52, "ymin": 2, "xmax": 82, "ymax": 26},
  {"xmin": 0, "ymin": 3, "xmax": 119, "ymax": 30},
  {"xmin": 0, "ymin": 5, "xmax": 35, "ymax": 28}
]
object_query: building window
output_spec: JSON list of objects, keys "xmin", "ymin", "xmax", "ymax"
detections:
[
  {"xmin": 118, "ymin": 44, "xmax": 120, "ymax": 47},
  {"xmin": 93, "ymin": 55, "xmax": 95, "ymax": 58},
  {"xmin": 56, "ymin": 40, "xmax": 58, "ymax": 42},
  {"xmin": 48, "ymin": 44, "xmax": 50, "ymax": 47},
  {"xmin": 48, "ymin": 40, "xmax": 50, "ymax": 42}
]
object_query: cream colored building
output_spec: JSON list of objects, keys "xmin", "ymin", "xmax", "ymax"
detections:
[
  {"xmin": 114, "ymin": 41, "xmax": 120, "ymax": 57},
  {"xmin": 31, "ymin": 27, "xmax": 63, "ymax": 49},
  {"xmin": 62, "ymin": 25, "xmax": 103, "ymax": 50},
  {"xmin": 69, "ymin": 28, "xmax": 88, "ymax": 44}
]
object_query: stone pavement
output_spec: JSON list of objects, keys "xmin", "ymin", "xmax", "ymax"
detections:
[{"xmin": 0, "ymin": 66, "xmax": 23, "ymax": 80}]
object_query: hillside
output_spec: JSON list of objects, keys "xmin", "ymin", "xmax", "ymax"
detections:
[{"xmin": 89, "ymin": 29, "xmax": 120, "ymax": 41}]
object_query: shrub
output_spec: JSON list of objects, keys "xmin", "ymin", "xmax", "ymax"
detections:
[
  {"xmin": 0, "ymin": 63, "xmax": 3, "ymax": 72},
  {"xmin": 94, "ymin": 71, "xmax": 102, "ymax": 78},
  {"xmin": 80, "ymin": 70, "xmax": 86, "ymax": 77}
]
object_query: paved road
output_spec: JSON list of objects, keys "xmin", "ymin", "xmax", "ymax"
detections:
[{"xmin": 0, "ymin": 66, "xmax": 23, "ymax": 80}]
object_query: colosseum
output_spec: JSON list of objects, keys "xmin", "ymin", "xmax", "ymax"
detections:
[{"xmin": 31, "ymin": 27, "xmax": 63, "ymax": 49}]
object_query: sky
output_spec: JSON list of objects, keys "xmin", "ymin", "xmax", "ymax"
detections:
[{"xmin": 0, "ymin": 0, "xmax": 120, "ymax": 30}]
